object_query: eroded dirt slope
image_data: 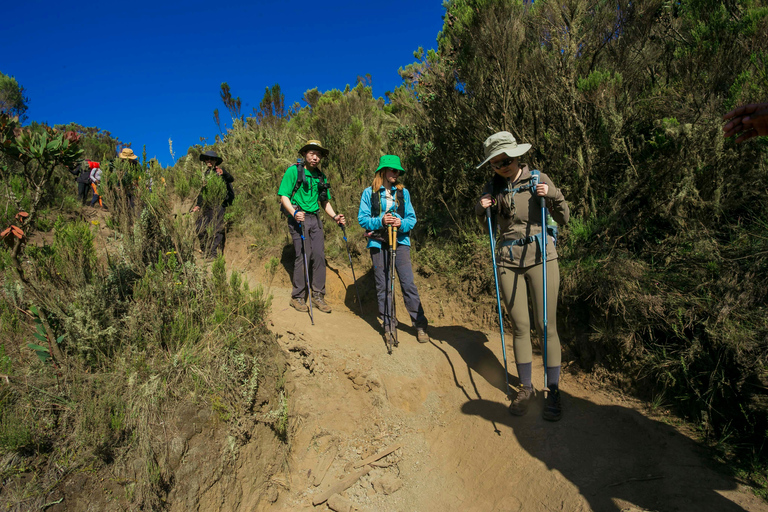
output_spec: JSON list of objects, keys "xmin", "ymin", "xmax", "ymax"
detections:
[{"xmin": 223, "ymin": 236, "xmax": 768, "ymax": 512}]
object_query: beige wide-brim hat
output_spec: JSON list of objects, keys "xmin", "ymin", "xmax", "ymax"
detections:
[
  {"xmin": 299, "ymin": 139, "xmax": 329, "ymax": 157},
  {"xmin": 118, "ymin": 148, "xmax": 138, "ymax": 160},
  {"xmin": 476, "ymin": 131, "xmax": 531, "ymax": 169}
]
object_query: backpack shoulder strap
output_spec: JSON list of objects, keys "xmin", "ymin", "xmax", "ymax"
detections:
[
  {"xmin": 289, "ymin": 161, "xmax": 305, "ymax": 202},
  {"xmin": 371, "ymin": 187, "xmax": 381, "ymax": 215},
  {"xmin": 395, "ymin": 189, "xmax": 405, "ymax": 218}
]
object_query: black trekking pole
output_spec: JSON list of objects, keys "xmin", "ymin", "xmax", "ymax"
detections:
[
  {"xmin": 486, "ymin": 207, "xmax": 511, "ymax": 398},
  {"xmin": 390, "ymin": 225, "xmax": 399, "ymax": 348},
  {"xmin": 384, "ymin": 225, "xmax": 397, "ymax": 353},
  {"xmin": 340, "ymin": 224, "xmax": 364, "ymax": 315},
  {"xmin": 299, "ymin": 218, "xmax": 314, "ymax": 325},
  {"xmin": 531, "ymin": 174, "xmax": 548, "ymax": 389}
]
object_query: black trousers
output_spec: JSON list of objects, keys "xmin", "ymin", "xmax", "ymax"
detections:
[{"xmin": 196, "ymin": 206, "xmax": 226, "ymax": 258}]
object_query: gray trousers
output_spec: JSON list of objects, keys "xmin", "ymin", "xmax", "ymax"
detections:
[
  {"xmin": 370, "ymin": 245, "xmax": 427, "ymax": 333},
  {"xmin": 288, "ymin": 213, "xmax": 326, "ymax": 299},
  {"xmin": 498, "ymin": 259, "xmax": 561, "ymax": 367}
]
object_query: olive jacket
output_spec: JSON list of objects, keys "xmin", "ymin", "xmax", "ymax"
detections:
[{"xmin": 474, "ymin": 165, "xmax": 570, "ymax": 269}]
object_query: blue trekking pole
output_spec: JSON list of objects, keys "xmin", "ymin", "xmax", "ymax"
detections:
[
  {"xmin": 299, "ymin": 217, "xmax": 314, "ymax": 326},
  {"xmin": 486, "ymin": 207, "xmax": 511, "ymax": 398},
  {"xmin": 531, "ymin": 173, "xmax": 548, "ymax": 389}
]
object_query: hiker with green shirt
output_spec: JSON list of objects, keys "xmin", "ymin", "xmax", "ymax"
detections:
[
  {"xmin": 475, "ymin": 131, "xmax": 570, "ymax": 421},
  {"xmin": 278, "ymin": 140, "xmax": 346, "ymax": 314}
]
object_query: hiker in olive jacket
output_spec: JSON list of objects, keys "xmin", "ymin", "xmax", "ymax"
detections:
[
  {"xmin": 475, "ymin": 130, "xmax": 570, "ymax": 421},
  {"xmin": 192, "ymin": 150, "xmax": 234, "ymax": 259}
]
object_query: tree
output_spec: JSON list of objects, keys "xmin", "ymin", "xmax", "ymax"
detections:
[
  {"xmin": 53, "ymin": 122, "xmax": 122, "ymax": 162},
  {"xmin": 0, "ymin": 72, "xmax": 29, "ymax": 122},
  {"xmin": 220, "ymin": 82, "xmax": 243, "ymax": 123},
  {"xmin": 0, "ymin": 114, "xmax": 83, "ymax": 280}
]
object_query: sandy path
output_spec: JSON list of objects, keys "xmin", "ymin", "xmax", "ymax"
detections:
[{"xmin": 226, "ymin": 240, "xmax": 766, "ymax": 512}]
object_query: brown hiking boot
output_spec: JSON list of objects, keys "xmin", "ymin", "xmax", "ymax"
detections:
[
  {"xmin": 312, "ymin": 293, "xmax": 331, "ymax": 313},
  {"xmin": 290, "ymin": 297, "xmax": 308, "ymax": 312},
  {"xmin": 509, "ymin": 386, "xmax": 535, "ymax": 416},
  {"xmin": 416, "ymin": 328, "xmax": 430, "ymax": 344}
]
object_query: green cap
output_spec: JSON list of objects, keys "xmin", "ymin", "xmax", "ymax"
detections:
[{"xmin": 375, "ymin": 155, "xmax": 406, "ymax": 174}]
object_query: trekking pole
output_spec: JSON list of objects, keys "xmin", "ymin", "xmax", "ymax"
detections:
[
  {"xmin": 299, "ymin": 219, "xmax": 314, "ymax": 326},
  {"xmin": 486, "ymin": 207, "xmax": 511, "ymax": 398},
  {"xmin": 391, "ymin": 225, "xmax": 398, "ymax": 348},
  {"xmin": 531, "ymin": 174, "xmax": 548, "ymax": 389},
  {"xmin": 384, "ymin": 225, "xmax": 397, "ymax": 353},
  {"xmin": 340, "ymin": 224, "xmax": 364, "ymax": 315}
]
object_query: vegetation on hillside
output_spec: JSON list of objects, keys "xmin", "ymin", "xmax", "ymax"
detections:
[{"xmin": 166, "ymin": 0, "xmax": 768, "ymax": 483}]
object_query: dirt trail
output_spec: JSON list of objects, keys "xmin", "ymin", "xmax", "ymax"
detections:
[{"xmin": 224, "ymin": 238, "xmax": 767, "ymax": 512}]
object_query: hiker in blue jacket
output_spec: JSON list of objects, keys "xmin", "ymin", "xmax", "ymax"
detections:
[{"xmin": 358, "ymin": 155, "xmax": 429, "ymax": 346}]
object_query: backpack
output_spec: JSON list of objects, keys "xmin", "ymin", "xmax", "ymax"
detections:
[
  {"xmin": 494, "ymin": 169, "xmax": 558, "ymax": 246},
  {"xmin": 367, "ymin": 187, "xmax": 405, "ymax": 243}
]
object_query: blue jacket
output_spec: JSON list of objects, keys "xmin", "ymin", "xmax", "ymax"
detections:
[{"xmin": 358, "ymin": 186, "xmax": 416, "ymax": 249}]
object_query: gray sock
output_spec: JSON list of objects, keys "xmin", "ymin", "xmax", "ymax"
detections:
[
  {"xmin": 547, "ymin": 366, "xmax": 561, "ymax": 389},
  {"xmin": 516, "ymin": 362, "xmax": 532, "ymax": 388}
]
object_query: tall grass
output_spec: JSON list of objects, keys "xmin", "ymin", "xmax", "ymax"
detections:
[{"xmin": 0, "ymin": 180, "xmax": 287, "ymax": 510}]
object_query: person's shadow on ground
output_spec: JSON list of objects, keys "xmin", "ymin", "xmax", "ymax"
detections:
[
  {"xmin": 427, "ymin": 325, "xmax": 519, "ymax": 399},
  {"xmin": 461, "ymin": 394, "xmax": 751, "ymax": 512}
]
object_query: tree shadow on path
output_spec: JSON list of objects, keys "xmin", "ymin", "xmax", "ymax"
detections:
[{"xmin": 462, "ymin": 394, "xmax": 753, "ymax": 512}]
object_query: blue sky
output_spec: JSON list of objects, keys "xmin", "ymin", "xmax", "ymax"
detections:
[{"xmin": 2, "ymin": 1, "xmax": 445, "ymax": 166}]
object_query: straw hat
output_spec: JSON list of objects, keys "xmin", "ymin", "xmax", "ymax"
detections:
[
  {"xmin": 299, "ymin": 139, "xmax": 329, "ymax": 157},
  {"xmin": 118, "ymin": 148, "xmax": 138, "ymax": 160},
  {"xmin": 476, "ymin": 131, "xmax": 531, "ymax": 169}
]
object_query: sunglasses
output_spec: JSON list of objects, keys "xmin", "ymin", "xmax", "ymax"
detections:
[{"xmin": 491, "ymin": 157, "xmax": 517, "ymax": 170}]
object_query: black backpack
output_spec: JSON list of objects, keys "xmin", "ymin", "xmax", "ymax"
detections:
[{"xmin": 367, "ymin": 187, "xmax": 405, "ymax": 242}]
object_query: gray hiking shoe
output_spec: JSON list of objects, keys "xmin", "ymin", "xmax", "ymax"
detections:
[
  {"xmin": 312, "ymin": 293, "xmax": 331, "ymax": 313},
  {"xmin": 416, "ymin": 328, "xmax": 430, "ymax": 344},
  {"xmin": 509, "ymin": 386, "xmax": 535, "ymax": 416},
  {"xmin": 290, "ymin": 297, "xmax": 308, "ymax": 312},
  {"xmin": 542, "ymin": 387, "xmax": 562, "ymax": 422}
]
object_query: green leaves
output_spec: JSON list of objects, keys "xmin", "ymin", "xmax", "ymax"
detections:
[
  {"xmin": 27, "ymin": 343, "xmax": 50, "ymax": 363},
  {"xmin": 26, "ymin": 304, "xmax": 64, "ymax": 364}
]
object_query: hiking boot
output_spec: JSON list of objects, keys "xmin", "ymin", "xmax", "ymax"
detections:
[
  {"xmin": 509, "ymin": 385, "xmax": 535, "ymax": 416},
  {"xmin": 542, "ymin": 388, "xmax": 562, "ymax": 422},
  {"xmin": 312, "ymin": 293, "xmax": 331, "ymax": 313},
  {"xmin": 416, "ymin": 328, "xmax": 430, "ymax": 344},
  {"xmin": 290, "ymin": 297, "xmax": 308, "ymax": 312}
]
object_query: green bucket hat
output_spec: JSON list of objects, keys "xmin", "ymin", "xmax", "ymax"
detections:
[{"xmin": 375, "ymin": 155, "xmax": 406, "ymax": 174}]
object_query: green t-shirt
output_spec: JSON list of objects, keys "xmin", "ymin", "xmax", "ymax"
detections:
[{"xmin": 277, "ymin": 164, "xmax": 331, "ymax": 213}]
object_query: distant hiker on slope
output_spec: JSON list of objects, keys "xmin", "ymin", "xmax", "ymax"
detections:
[
  {"xmin": 723, "ymin": 102, "xmax": 768, "ymax": 143},
  {"xmin": 358, "ymin": 155, "xmax": 429, "ymax": 349},
  {"xmin": 278, "ymin": 140, "xmax": 346, "ymax": 314},
  {"xmin": 192, "ymin": 150, "xmax": 234, "ymax": 259},
  {"xmin": 475, "ymin": 131, "xmax": 570, "ymax": 421},
  {"xmin": 108, "ymin": 147, "xmax": 142, "ymax": 210},
  {"xmin": 89, "ymin": 161, "xmax": 103, "ymax": 208},
  {"xmin": 69, "ymin": 159, "xmax": 92, "ymax": 206}
]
